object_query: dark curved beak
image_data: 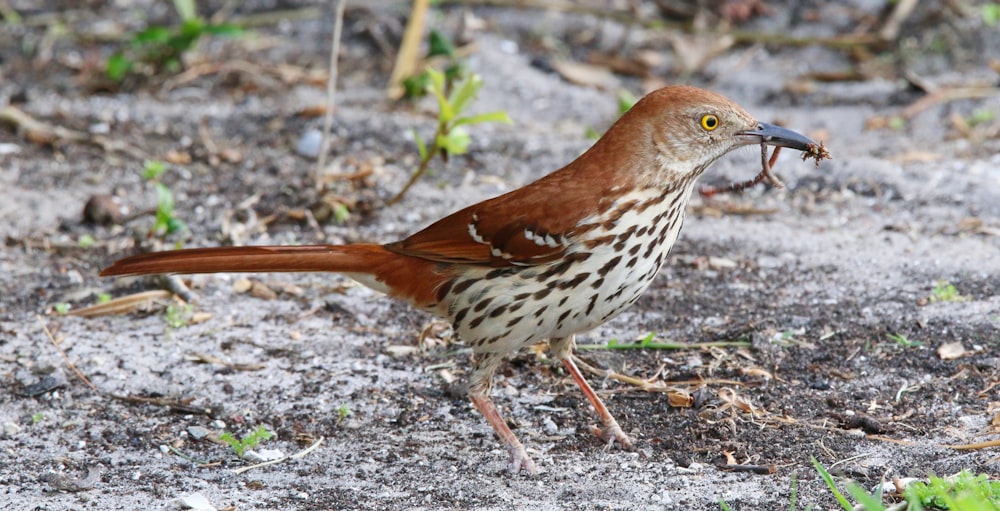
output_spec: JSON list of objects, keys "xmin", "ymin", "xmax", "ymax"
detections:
[{"xmin": 738, "ymin": 122, "xmax": 817, "ymax": 151}]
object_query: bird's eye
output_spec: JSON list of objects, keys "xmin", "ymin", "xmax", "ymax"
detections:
[{"xmin": 700, "ymin": 114, "xmax": 719, "ymax": 131}]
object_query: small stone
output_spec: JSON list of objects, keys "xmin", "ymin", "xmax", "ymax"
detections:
[
  {"xmin": 187, "ymin": 426, "xmax": 209, "ymax": 440},
  {"xmin": 296, "ymin": 129, "xmax": 323, "ymax": 158},
  {"xmin": 174, "ymin": 492, "xmax": 217, "ymax": 511},
  {"xmin": 82, "ymin": 194, "xmax": 127, "ymax": 225},
  {"xmin": 3, "ymin": 421, "xmax": 21, "ymax": 437},
  {"xmin": 243, "ymin": 448, "xmax": 284, "ymax": 462}
]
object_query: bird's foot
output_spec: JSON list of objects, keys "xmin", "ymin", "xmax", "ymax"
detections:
[
  {"xmin": 588, "ymin": 420, "xmax": 634, "ymax": 451},
  {"xmin": 507, "ymin": 444, "xmax": 538, "ymax": 475}
]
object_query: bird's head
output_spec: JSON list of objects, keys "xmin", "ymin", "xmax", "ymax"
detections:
[{"xmin": 604, "ymin": 85, "xmax": 820, "ymax": 188}]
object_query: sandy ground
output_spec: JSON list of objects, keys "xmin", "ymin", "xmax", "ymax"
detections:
[{"xmin": 1, "ymin": 2, "xmax": 998, "ymax": 510}]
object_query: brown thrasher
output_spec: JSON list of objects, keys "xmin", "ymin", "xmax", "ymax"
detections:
[{"xmin": 101, "ymin": 85, "xmax": 821, "ymax": 474}]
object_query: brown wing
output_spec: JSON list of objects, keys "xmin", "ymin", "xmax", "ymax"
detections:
[{"xmin": 386, "ymin": 166, "xmax": 618, "ymax": 267}]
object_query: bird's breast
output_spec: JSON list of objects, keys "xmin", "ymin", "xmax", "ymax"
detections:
[{"xmin": 442, "ymin": 185, "xmax": 698, "ymax": 354}]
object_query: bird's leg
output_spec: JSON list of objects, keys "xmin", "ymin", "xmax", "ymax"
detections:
[
  {"xmin": 550, "ymin": 336, "xmax": 633, "ymax": 450},
  {"xmin": 468, "ymin": 352, "xmax": 538, "ymax": 475}
]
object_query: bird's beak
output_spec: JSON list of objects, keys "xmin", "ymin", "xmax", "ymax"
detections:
[{"xmin": 738, "ymin": 122, "xmax": 817, "ymax": 152}]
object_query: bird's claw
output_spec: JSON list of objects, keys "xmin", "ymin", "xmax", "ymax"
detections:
[
  {"xmin": 588, "ymin": 422, "xmax": 634, "ymax": 451},
  {"xmin": 507, "ymin": 444, "xmax": 539, "ymax": 475}
]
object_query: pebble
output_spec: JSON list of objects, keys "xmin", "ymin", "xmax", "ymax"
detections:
[
  {"xmin": 3, "ymin": 422, "xmax": 20, "ymax": 437},
  {"xmin": 187, "ymin": 426, "xmax": 209, "ymax": 441},
  {"xmin": 296, "ymin": 129, "xmax": 323, "ymax": 158},
  {"xmin": 175, "ymin": 492, "xmax": 217, "ymax": 511}
]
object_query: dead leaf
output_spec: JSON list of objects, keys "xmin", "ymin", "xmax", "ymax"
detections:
[
  {"xmin": 550, "ymin": 59, "xmax": 619, "ymax": 90},
  {"xmin": 937, "ymin": 342, "xmax": 968, "ymax": 360},
  {"xmin": 68, "ymin": 290, "xmax": 173, "ymax": 318}
]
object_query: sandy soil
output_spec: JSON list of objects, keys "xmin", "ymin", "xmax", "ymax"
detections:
[{"xmin": 1, "ymin": 2, "xmax": 998, "ymax": 510}]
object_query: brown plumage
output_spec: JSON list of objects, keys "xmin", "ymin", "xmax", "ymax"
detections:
[{"xmin": 101, "ymin": 85, "xmax": 824, "ymax": 474}]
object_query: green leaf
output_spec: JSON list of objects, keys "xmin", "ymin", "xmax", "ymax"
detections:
[
  {"xmin": 166, "ymin": 217, "xmax": 187, "ymax": 234},
  {"xmin": 617, "ymin": 89, "xmax": 638, "ymax": 115},
  {"xmin": 811, "ymin": 457, "xmax": 854, "ymax": 511},
  {"xmin": 155, "ymin": 184, "xmax": 173, "ymax": 214},
  {"xmin": 403, "ymin": 72, "xmax": 431, "ymax": 99},
  {"xmin": 639, "ymin": 332, "xmax": 656, "ymax": 347},
  {"xmin": 53, "ymin": 303, "xmax": 70, "ymax": 314},
  {"xmin": 984, "ymin": 3, "xmax": 1000, "ymax": 26},
  {"xmin": 142, "ymin": 160, "xmax": 167, "ymax": 181},
  {"xmin": 436, "ymin": 126, "xmax": 470, "ymax": 155},
  {"xmin": 332, "ymin": 203, "xmax": 350, "ymax": 224},
  {"xmin": 426, "ymin": 68, "xmax": 453, "ymax": 122},
  {"xmin": 428, "ymin": 29, "xmax": 455, "ymax": 58},
  {"xmin": 97, "ymin": 293, "xmax": 112, "ymax": 304},
  {"xmin": 134, "ymin": 26, "xmax": 172, "ymax": 45},
  {"xmin": 412, "ymin": 129, "xmax": 428, "ymax": 160},
  {"xmin": 846, "ymin": 482, "xmax": 886, "ymax": 511},
  {"xmin": 106, "ymin": 53, "xmax": 133, "ymax": 81},
  {"xmin": 452, "ymin": 110, "xmax": 512, "ymax": 128},
  {"xmin": 448, "ymin": 74, "xmax": 483, "ymax": 118},
  {"xmin": 78, "ymin": 234, "xmax": 95, "ymax": 248}
]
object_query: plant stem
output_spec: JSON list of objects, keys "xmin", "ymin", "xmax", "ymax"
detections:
[{"xmin": 388, "ymin": 121, "xmax": 446, "ymax": 205}]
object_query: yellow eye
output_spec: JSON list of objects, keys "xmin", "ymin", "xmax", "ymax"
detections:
[{"xmin": 700, "ymin": 114, "xmax": 719, "ymax": 131}]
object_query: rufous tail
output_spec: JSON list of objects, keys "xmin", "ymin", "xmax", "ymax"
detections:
[
  {"xmin": 100, "ymin": 244, "xmax": 393, "ymax": 277},
  {"xmin": 100, "ymin": 244, "xmax": 448, "ymax": 309}
]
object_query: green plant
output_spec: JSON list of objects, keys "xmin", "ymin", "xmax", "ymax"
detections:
[
  {"xmin": 97, "ymin": 292, "xmax": 112, "ymax": 304},
  {"xmin": 141, "ymin": 160, "xmax": 187, "ymax": 237},
  {"xmin": 337, "ymin": 404, "xmax": 351, "ymax": 422},
  {"xmin": 813, "ymin": 458, "xmax": 999, "ymax": 511},
  {"xmin": 78, "ymin": 234, "xmax": 95, "ymax": 248},
  {"xmin": 390, "ymin": 31, "xmax": 512, "ymax": 204},
  {"xmin": 219, "ymin": 425, "xmax": 273, "ymax": 459},
  {"xmin": 966, "ymin": 109, "xmax": 995, "ymax": 127},
  {"xmin": 31, "ymin": 413, "xmax": 44, "ymax": 424},
  {"xmin": 617, "ymin": 89, "xmax": 637, "ymax": 115},
  {"xmin": 332, "ymin": 203, "xmax": 350, "ymax": 224},
  {"xmin": 164, "ymin": 303, "xmax": 193, "ymax": 328},
  {"xmin": 812, "ymin": 457, "xmax": 885, "ymax": 511},
  {"xmin": 53, "ymin": 303, "xmax": 69, "ymax": 314},
  {"xmin": 930, "ymin": 281, "xmax": 966, "ymax": 303},
  {"xmin": 984, "ymin": 3, "xmax": 1000, "ymax": 27},
  {"xmin": 107, "ymin": 0, "xmax": 242, "ymax": 81},
  {"xmin": 905, "ymin": 471, "xmax": 1000, "ymax": 511},
  {"xmin": 887, "ymin": 332, "xmax": 923, "ymax": 348}
]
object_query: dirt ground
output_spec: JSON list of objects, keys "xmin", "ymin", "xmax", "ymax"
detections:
[{"xmin": 1, "ymin": 1, "xmax": 998, "ymax": 510}]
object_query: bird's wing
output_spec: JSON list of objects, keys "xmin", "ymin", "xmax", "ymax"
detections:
[{"xmin": 386, "ymin": 177, "xmax": 607, "ymax": 267}]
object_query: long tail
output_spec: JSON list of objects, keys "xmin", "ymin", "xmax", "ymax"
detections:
[
  {"xmin": 100, "ymin": 244, "xmax": 392, "ymax": 277},
  {"xmin": 100, "ymin": 244, "xmax": 448, "ymax": 310}
]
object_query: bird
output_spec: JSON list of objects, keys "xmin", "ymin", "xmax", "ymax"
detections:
[{"xmin": 101, "ymin": 85, "xmax": 823, "ymax": 474}]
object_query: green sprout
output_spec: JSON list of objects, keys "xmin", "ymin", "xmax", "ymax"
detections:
[
  {"xmin": 887, "ymin": 333, "xmax": 922, "ymax": 348},
  {"xmin": 390, "ymin": 31, "xmax": 512, "ymax": 204},
  {"xmin": 337, "ymin": 404, "xmax": 351, "ymax": 423},
  {"xmin": 141, "ymin": 160, "xmax": 187, "ymax": 237},
  {"xmin": 107, "ymin": 0, "xmax": 242, "ymax": 81},
  {"xmin": 219, "ymin": 425, "xmax": 273, "ymax": 459},
  {"xmin": 984, "ymin": 3, "xmax": 1000, "ymax": 27},
  {"xmin": 905, "ymin": 471, "xmax": 1000, "ymax": 511},
  {"xmin": 930, "ymin": 281, "xmax": 966, "ymax": 303},
  {"xmin": 164, "ymin": 303, "xmax": 194, "ymax": 328}
]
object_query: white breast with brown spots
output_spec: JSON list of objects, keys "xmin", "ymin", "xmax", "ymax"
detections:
[{"xmin": 442, "ymin": 183, "xmax": 697, "ymax": 354}]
